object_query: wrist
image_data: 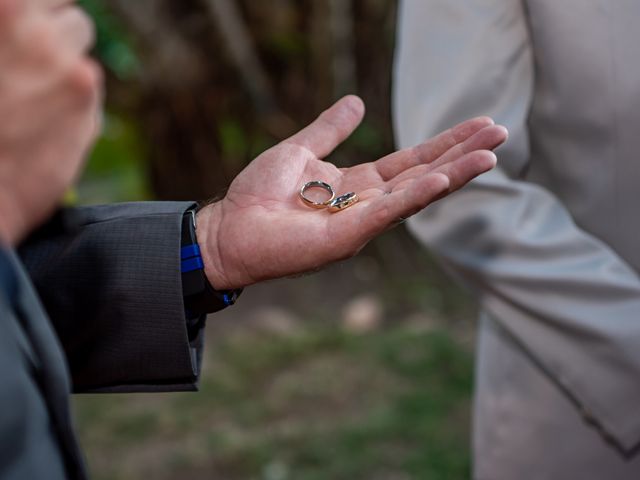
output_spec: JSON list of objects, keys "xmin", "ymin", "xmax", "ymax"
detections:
[
  {"xmin": 182, "ymin": 206, "xmax": 241, "ymax": 319},
  {"xmin": 196, "ymin": 201, "xmax": 236, "ymax": 290}
]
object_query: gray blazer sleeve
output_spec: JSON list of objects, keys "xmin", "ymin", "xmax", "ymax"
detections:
[
  {"xmin": 18, "ymin": 201, "xmax": 205, "ymax": 394},
  {"xmin": 394, "ymin": 0, "xmax": 640, "ymax": 451}
]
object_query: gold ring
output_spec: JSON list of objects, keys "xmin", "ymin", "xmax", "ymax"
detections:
[
  {"xmin": 300, "ymin": 181, "xmax": 335, "ymax": 209},
  {"xmin": 328, "ymin": 192, "xmax": 359, "ymax": 213}
]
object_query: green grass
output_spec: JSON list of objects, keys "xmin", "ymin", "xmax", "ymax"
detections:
[{"xmin": 75, "ymin": 326, "xmax": 473, "ymax": 480}]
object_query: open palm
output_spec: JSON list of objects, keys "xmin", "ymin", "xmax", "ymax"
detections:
[{"xmin": 198, "ymin": 96, "xmax": 507, "ymax": 289}]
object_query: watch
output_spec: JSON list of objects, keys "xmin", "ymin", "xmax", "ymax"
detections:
[{"xmin": 181, "ymin": 208, "xmax": 242, "ymax": 319}]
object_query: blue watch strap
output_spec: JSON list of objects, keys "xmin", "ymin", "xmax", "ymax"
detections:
[{"xmin": 180, "ymin": 208, "xmax": 242, "ymax": 318}]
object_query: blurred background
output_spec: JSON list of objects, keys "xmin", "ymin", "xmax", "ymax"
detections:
[{"xmin": 74, "ymin": 1, "xmax": 478, "ymax": 478}]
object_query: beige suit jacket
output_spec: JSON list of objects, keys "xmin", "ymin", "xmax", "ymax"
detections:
[{"xmin": 394, "ymin": 1, "xmax": 640, "ymax": 478}]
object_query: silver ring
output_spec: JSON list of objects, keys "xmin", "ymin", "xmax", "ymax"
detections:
[
  {"xmin": 328, "ymin": 192, "xmax": 359, "ymax": 213},
  {"xmin": 300, "ymin": 181, "xmax": 335, "ymax": 209}
]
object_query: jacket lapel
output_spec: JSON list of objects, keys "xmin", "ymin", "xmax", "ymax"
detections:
[{"xmin": 7, "ymin": 250, "xmax": 88, "ymax": 480}]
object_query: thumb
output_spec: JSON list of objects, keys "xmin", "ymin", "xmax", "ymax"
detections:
[{"xmin": 284, "ymin": 95, "xmax": 365, "ymax": 158}]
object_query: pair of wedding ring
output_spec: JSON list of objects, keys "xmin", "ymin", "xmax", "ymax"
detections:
[{"xmin": 299, "ymin": 180, "xmax": 359, "ymax": 213}]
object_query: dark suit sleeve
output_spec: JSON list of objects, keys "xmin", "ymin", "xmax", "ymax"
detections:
[{"xmin": 18, "ymin": 202, "xmax": 206, "ymax": 394}]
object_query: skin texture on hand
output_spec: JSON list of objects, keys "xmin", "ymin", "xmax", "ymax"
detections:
[
  {"xmin": 0, "ymin": 0, "xmax": 102, "ymax": 246},
  {"xmin": 198, "ymin": 95, "xmax": 508, "ymax": 290}
]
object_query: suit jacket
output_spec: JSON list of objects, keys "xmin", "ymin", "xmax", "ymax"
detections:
[
  {"xmin": 394, "ymin": 0, "xmax": 640, "ymax": 478},
  {"xmin": 1, "ymin": 201, "xmax": 203, "ymax": 479}
]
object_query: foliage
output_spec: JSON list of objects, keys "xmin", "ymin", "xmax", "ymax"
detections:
[
  {"xmin": 74, "ymin": 0, "xmax": 145, "ymax": 204},
  {"xmin": 79, "ymin": 0, "xmax": 139, "ymax": 78},
  {"xmin": 77, "ymin": 113, "xmax": 150, "ymax": 204}
]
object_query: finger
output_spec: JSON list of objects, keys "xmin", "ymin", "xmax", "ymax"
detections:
[
  {"xmin": 284, "ymin": 95, "xmax": 365, "ymax": 158},
  {"xmin": 355, "ymin": 173, "xmax": 451, "ymax": 242},
  {"xmin": 53, "ymin": 6, "xmax": 95, "ymax": 55},
  {"xmin": 383, "ymin": 125, "xmax": 507, "ymax": 190},
  {"xmin": 425, "ymin": 124, "xmax": 507, "ymax": 172},
  {"xmin": 432, "ymin": 149, "xmax": 497, "ymax": 192},
  {"xmin": 356, "ymin": 150, "xmax": 496, "ymax": 241},
  {"xmin": 373, "ymin": 116, "xmax": 494, "ymax": 181}
]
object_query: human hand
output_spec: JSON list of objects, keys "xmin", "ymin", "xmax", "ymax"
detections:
[
  {"xmin": 0, "ymin": 0, "xmax": 102, "ymax": 246},
  {"xmin": 197, "ymin": 96, "xmax": 508, "ymax": 289}
]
